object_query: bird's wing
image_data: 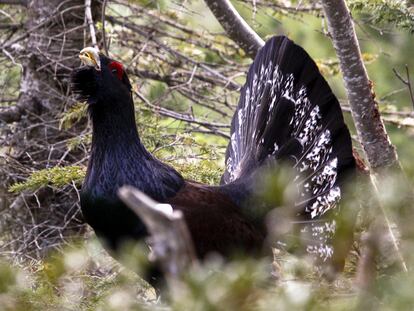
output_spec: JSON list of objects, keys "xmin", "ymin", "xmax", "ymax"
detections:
[{"xmin": 165, "ymin": 181, "xmax": 265, "ymax": 258}]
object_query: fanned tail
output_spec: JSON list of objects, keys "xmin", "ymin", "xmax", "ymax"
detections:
[{"xmin": 221, "ymin": 36, "xmax": 356, "ymax": 263}]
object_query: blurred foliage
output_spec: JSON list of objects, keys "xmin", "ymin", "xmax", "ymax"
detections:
[
  {"xmin": 4, "ymin": 169, "xmax": 414, "ymax": 311},
  {"xmin": 349, "ymin": 0, "xmax": 414, "ymax": 32},
  {"xmin": 0, "ymin": 241, "xmax": 350, "ymax": 311}
]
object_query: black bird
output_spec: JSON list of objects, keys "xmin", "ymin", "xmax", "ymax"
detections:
[{"xmin": 71, "ymin": 36, "xmax": 356, "ymax": 281}]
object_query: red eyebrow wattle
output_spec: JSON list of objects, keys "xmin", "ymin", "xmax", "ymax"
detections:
[{"xmin": 108, "ymin": 61, "xmax": 123, "ymax": 80}]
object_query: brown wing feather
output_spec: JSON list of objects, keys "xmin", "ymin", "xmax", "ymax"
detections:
[{"xmin": 165, "ymin": 181, "xmax": 265, "ymax": 259}]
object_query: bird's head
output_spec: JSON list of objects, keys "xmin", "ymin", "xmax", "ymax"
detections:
[{"xmin": 71, "ymin": 47, "xmax": 132, "ymax": 105}]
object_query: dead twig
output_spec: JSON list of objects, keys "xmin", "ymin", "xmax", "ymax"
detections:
[
  {"xmin": 393, "ymin": 65, "xmax": 414, "ymax": 110},
  {"xmin": 101, "ymin": 0, "xmax": 109, "ymax": 55},
  {"xmin": 84, "ymin": 0, "xmax": 98, "ymax": 49}
]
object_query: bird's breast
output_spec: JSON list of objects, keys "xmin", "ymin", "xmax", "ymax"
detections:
[{"xmin": 80, "ymin": 191, "xmax": 148, "ymax": 251}]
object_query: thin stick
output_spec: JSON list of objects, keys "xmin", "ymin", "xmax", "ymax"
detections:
[
  {"xmin": 101, "ymin": 0, "xmax": 109, "ymax": 55},
  {"xmin": 85, "ymin": 0, "xmax": 98, "ymax": 49}
]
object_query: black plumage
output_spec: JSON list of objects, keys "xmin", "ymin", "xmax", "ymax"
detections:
[{"xmin": 71, "ymin": 36, "xmax": 356, "ymax": 280}]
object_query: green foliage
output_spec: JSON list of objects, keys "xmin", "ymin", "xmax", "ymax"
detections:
[
  {"xmin": 0, "ymin": 243, "xmax": 339, "ymax": 311},
  {"xmin": 316, "ymin": 58, "xmax": 341, "ymax": 77},
  {"xmin": 349, "ymin": 0, "xmax": 414, "ymax": 32},
  {"xmin": 173, "ymin": 159, "xmax": 222, "ymax": 185},
  {"xmin": 66, "ymin": 134, "xmax": 91, "ymax": 152},
  {"xmin": 147, "ymin": 81, "xmax": 168, "ymax": 103},
  {"xmin": 9, "ymin": 166, "xmax": 86, "ymax": 193},
  {"xmin": 59, "ymin": 102, "xmax": 87, "ymax": 130}
]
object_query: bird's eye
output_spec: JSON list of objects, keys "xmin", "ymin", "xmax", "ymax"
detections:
[{"xmin": 108, "ymin": 61, "xmax": 124, "ymax": 80}]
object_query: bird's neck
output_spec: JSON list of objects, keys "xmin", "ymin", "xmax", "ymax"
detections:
[
  {"xmin": 85, "ymin": 100, "xmax": 184, "ymax": 201},
  {"xmin": 89, "ymin": 101, "xmax": 146, "ymax": 154}
]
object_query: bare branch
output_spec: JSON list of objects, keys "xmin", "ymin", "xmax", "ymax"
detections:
[
  {"xmin": 0, "ymin": 97, "xmax": 18, "ymax": 103},
  {"xmin": 108, "ymin": 16, "xmax": 241, "ymax": 91},
  {"xmin": 238, "ymin": 0, "xmax": 322, "ymax": 13},
  {"xmin": 1, "ymin": 47, "xmax": 22, "ymax": 70},
  {"xmin": 393, "ymin": 65, "xmax": 414, "ymax": 110},
  {"xmin": 135, "ymin": 90, "xmax": 230, "ymax": 139},
  {"xmin": 203, "ymin": 0, "xmax": 264, "ymax": 59}
]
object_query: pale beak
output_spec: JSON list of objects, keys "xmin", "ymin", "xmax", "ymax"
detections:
[{"xmin": 79, "ymin": 47, "xmax": 101, "ymax": 71}]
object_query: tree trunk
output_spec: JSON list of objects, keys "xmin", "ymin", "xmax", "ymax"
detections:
[
  {"xmin": 320, "ymin": 0, "xmax": 399, "ymax": 172},
  {"xmin": 321, "ymin": 0, "xmax": 411, "ymax": 273}
]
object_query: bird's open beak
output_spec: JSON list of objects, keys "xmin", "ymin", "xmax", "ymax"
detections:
[{"xmin": 79, "ymin": 47, "xmax": 101, "ymax": 71}]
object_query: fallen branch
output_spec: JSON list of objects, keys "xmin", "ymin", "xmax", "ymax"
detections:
[{"xmin": 118, "ymin": 186, "xmax": 197, "ymax": 289}]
